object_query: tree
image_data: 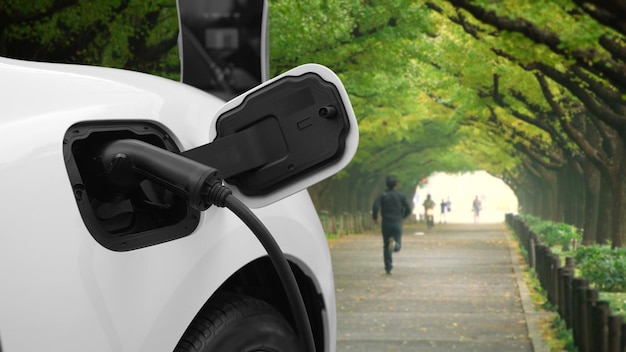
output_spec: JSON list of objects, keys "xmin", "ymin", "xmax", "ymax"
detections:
[
  {"xmin": 431, "ymin": 0, "xmax": 626, "ymax": 245},
  {"xmin": 270, "ymin": 0, "xmax": 486, "ymax": 212},
  {"xmin": 6, "ymin": 0, "xmax": 626, "ymax": 245},
  {"xmin": 269, "ymin": 0, "xmax": 626, "ymax": 247},
  {"xmin": 0, "ymin": 0, "xmax": 180, "ymax": 79}
]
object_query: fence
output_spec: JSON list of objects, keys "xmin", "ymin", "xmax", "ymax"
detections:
[
  {"xmin": 318, "ymin": 211, "xmax": 375, "ymax": 236},
  {"xmin": 319, "ymin": 211, "xmax": 419, "ymax": 236},
  {"xmin": 506, "ymin": 213, "xmax": 626, "ymax": 352}
]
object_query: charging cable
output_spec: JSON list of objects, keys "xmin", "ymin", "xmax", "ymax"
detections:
[
  {"xmin": 102, "ymin": 140, "xmax": 316, "ymax": 352},
  {"xmin": 204, "ymin": 180, "xmax": 316, "ymax": 352}
]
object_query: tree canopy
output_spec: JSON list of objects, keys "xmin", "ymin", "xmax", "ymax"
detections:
[
  {"xmin": 2, "ymin": 0, "xmax": 626, "ymax": 245},
  {"xmin": 0, "ymin": 0, "xmax": 180, "ymax": 79},
  {"xmin": 269, "ymin": 0, "xmax": 626, "ymax": 247}
]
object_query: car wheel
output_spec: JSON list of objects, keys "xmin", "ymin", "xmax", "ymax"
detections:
[{"xmin": 174, "ymin": 293, "xmax": 304, "ymax": 352}]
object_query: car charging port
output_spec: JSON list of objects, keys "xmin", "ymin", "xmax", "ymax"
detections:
[
  {"xmin": 63, "ymin": 64, "xmax": 357, "ymax": 352},
  {"xmin": 101, "ymin": 139, "xmax": 220, "ymax": 211},
  {"xmin": 98, "ymin": 138, "xmax": 316, "ymax": 352},
  {"xmin": 63, "ymin": 121, "xmax": 203, "ymax": 251}
]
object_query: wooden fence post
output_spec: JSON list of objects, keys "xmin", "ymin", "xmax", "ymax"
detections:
[
  {"xmin": 536, "ymin": 245, "xmax": 545, "ymax": 290},
  {"xmin": 345, "ymin": 213, "xmax": 353, "ymax": 234},
  {"xmin": 593, "ymin": 300, "xmax": 610, "ymax": 352},
  {"xmin": 608, "ymin": 315, "xmax": 622, "ymax": 352},
  {"xmin": 621, "ymin": 322, "xmax": 626, "ymax": 352},
  {"xmin": 557, "ymin": 266, "xmax": 565, "ymax": 316},
  {"xmin": 349, "ymin": 213, "xmax": 355, "ymax": 233},
  {"xmin": 341, "ymin": 214, "xmax": 346, "ymax": 235},
  {"xmin": 563, "ymin": 269, "xmax": 573, "ymax": 329},
  {"xmin": 537, "ymin": 245, "xmax": 552, "ymax": 302},
  {"xmin": 572, "ymin": 278, "xmax": 589, "ymax": 350},
  {"xmin": 583, "ymin": 288, "xmax": 599, "ymax": 352},
  {"xmin": 330, "ymin": 216, "xmax": 336, "ymax": 235},
  {"xmin": 551, "ymin": 254, "xmax": 561, "ymax": 306},
  {"xmin": 528, "ymin": 236, "xmax": 536, "ymax": 268},
  {"xmin": 522, "ymin": 223, "xmax": 530, "ymax": 252}
]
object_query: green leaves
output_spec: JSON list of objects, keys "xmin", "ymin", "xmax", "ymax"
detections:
[
  {"xmin": 1, "ymin": 0, "xmax": 180, "ymax": 79},
  {"xmin": 575, "ymin": 245, "xmax": 626, "ymax": 292},
  {"xmin": 521, "ymin": 214, "xmax": 582, "ymax": 250},
  {"xmin": 522, "ymin": 215, "xmax": 626, "ymax": 293},
  {"xmin": 269, "ymin": 0, "xmax": 484, "ymax": 192},
  {"xmin": 6, "ymin": 0, "xmax": 624, "ymax": 218},
  {"xmin": 268, "ymin": 0, "xmax": 355, "ymax": 71}
]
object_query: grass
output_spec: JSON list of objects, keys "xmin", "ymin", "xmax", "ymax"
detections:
[{"xmin": 523, "ymin": 269, "xmax": 577, "ymax": 351}]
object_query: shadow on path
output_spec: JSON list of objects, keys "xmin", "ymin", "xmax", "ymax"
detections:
[{"xmin": 330, "ymin": 222, "xmax": 549, "ymax": 352}]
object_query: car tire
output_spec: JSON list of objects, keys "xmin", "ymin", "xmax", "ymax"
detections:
[{"xmin": 174, "ymin": 293, "xmax": 303, "ymax": 352}]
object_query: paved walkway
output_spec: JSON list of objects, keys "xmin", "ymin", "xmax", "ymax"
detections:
[{"xmin": 329, "ymin": 222, "xmax": 551, "ymax": 352}]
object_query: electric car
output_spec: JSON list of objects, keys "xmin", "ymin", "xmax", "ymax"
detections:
[{"xmin": 0, "ymin": 2, "xmax": 358, "ymax": 351}]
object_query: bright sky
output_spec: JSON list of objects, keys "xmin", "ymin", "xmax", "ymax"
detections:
[{"xmin": 413, "ymin": 171, "xmax": 518, "ymax": 224}]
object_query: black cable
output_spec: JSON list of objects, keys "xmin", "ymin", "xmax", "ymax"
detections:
[
  {"xmin": 205, "ymin": 180, "xmax": 316, "ymax": 352},
  {"xmin": 99, "ymin": 141, "xmax": 316, "ymax": 350}
]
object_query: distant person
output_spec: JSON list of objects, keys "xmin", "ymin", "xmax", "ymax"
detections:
[
  {"xmin": 440, "ymin": 198, "xmax": 447, "ymax": 224},
  {"xmin": 372, "ymin": 176, "xmax": 413, "ymax": 275},
  {"xmin": 422, "ymin": 194, "xmax": 436, "ymax": 229},
  {"xmin": 472, "ymin": 196, "xmax": 482, "ymax": 223},
  {"xmin": 446, "ymin": 197, "xmax": 451, "ymax": 212}
]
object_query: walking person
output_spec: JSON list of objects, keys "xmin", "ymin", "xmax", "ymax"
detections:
[
  {"xmin": 422, "ymin": 194, "xmax": 436, "ymax": 229},
  {"xmin": 372, "ymin": 176, "xmax": 413, "ymax": 275},
  {"xmin": 472, "ymin": 195, "xmax": 482, "ymax": 223},
  {"xmin": 440, "ymin": 198, "xmax": 447, "ymax": 224}
]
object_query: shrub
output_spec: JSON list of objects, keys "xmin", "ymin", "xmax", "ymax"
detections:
[
  {"xmin": 531, "ymin": 221, "xmax": 582, "ymax": 251},
  {"xmin": 517, "ymin": 215, "xmax": 625, "ymax": 292},
  {"xmin": 518, "ymin": 214, "xmax": 542, "ymax": 229},
  {"xmin": 574, "ymin": 245, "xmax": 626, "ymax": 292}
]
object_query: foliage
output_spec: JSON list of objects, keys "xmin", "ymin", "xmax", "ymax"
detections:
[
  {"xmin": 574, "ymin": 245, "xmax": 626, "ymax": 292},
  {"xmin": 601, "ymin": 293, "xmax": 626, "ymax": 318},
  {"xmin": 517, "ymin": 214, "xmax": 543, "ymax": 230},
  {"xmin": 521, "ymin": 216, "xmax": 625, "ymax": 291},
  {"xmin": 268, "ymin": 0, "xmax": 498, "ymax": 210},
  {"xmin": 533, "ymin": 222, "xmax": 581, "ymax": 251},
  {"xmin": 5, "ymin": 0, "xmax": 626, "ymax": 233},
  {"xmin": 545, "ymin": 317, "xmax": 577, "ymax": 352},
  {"xmin": 519, "ymin": 214, "xmax": 582, "ymax": 251},
  {"xmin": 1, "ymin": 0, "xmax": 180, "ymax": 79}
]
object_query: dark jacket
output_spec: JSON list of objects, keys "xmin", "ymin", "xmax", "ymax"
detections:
[{"xmin": 372, "ymin": 189, "xmax": 413, "ymax": 223}]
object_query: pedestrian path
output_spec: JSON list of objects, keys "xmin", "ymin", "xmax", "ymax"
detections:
[{"xmin": 329, "ymin": 222, "xmax": 551, "ymax": 352}]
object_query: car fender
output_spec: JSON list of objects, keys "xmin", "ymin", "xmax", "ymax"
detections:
[{"xmin": 0, "ymin": 58, "xmax": 337, "ymax": 351}]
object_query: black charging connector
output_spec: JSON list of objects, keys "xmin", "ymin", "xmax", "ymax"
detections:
[
  {"xmin": 101, "ymin": 139, "xmax": 219, "ymax": 211},
  {"xmin": 100, "ymin": 139, "xmax": 316, "ymax": 352},
  {"xmin": 96, "ymin": 70, "xmax": 351, "ymax": 352}
]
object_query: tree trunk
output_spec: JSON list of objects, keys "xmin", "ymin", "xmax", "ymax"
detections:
[
  {"xmin": 609, "ymin": 156, "xmax": 626, "ymax": 248},
  {"xmin": 596, "ymin": 178, "xmax": 612, "ymax": 244},
  {"xmin": 582, "ymin": 159, "xmax": 601, "ymax": 244},
  {"xmin": 537, "ymin": 167, "xmax": 558, "ymax": 220},
  {"xmin": 602, "ymin": 133, "xmax": 626, "ymax": 248}
]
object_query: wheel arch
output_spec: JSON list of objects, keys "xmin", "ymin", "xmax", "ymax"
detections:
[{"xmin": 188, "ymin": 256, "xmax": 327, "ymax": 351}]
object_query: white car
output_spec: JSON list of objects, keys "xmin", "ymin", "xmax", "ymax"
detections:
[{"xmin": 0, "ymin": 4, "xmax": 358, "ymax": 351}]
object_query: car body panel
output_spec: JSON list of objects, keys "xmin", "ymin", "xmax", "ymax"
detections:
[{"xmin": 0, "ymin": 57, "xmax": 338, "ymax": 351}]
